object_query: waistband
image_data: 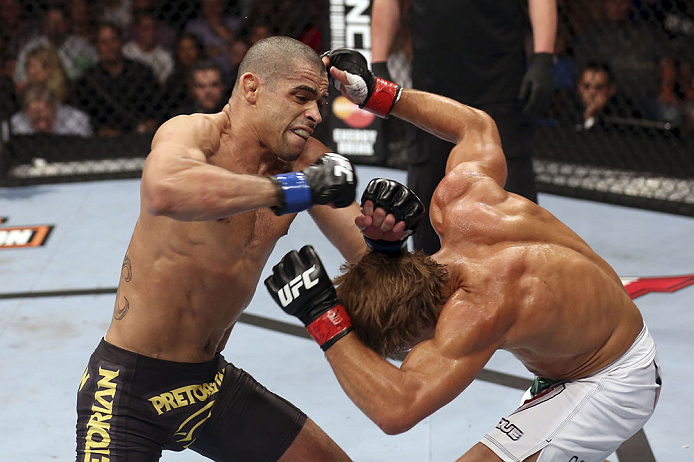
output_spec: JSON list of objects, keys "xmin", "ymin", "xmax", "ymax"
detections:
[
  {"xmin": 533, "ymin": 323, "xmax": 655, "ymax": 394},
  {"xmin": 591, "ymin": 322, "xmax": 655, "ymax": 376},
  {"xmin": 95, "ymin": 338, "xmax": 222, "ymax": 377}
]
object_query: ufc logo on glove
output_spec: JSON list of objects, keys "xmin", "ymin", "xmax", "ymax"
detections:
[
  {"xmin": 325, "ymin": 153, "xmax": 354, "ymax": 183},
  {"xmin": 277, "ymin": 265, "xmax": 319, "ymax": 307}
]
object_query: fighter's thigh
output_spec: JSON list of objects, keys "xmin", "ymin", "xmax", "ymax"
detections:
[
  {"xmin": 279, "ymin": 417, "xmax": 350, "ymax": 462},
  {"xmin": 189, "ymin": 364, "xmax": 309, "ymax": 461}
]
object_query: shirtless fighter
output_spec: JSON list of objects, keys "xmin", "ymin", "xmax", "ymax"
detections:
[
  {"xmin": 265, "ymin": 49, "xmax": 662, "ymax": 462},
  {"xmin": 75, "ymin": 37, "xmax": 411, "ymax": 461}
]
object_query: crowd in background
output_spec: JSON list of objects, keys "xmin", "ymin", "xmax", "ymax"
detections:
[
  {"xmin": 0, "ymin": 0, "xmax": 323, "ymax": 137},
  {"xmin": 1, "ymin": 0, "xmax": 694, "ymax": 138}
]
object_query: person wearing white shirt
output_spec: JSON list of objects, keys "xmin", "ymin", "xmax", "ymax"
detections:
[
  {"xmin": 11, "ymin": 83, "xmax": 92, "ymax": 137},
  {"xmin": 122, "ymin": 8, "xmax": 174, "ymax": 85}
]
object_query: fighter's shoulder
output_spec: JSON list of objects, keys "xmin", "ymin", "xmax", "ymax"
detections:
[
  {"xmin": 297, "ymin": 136, "xmax": 331, "ymax": 167},
  {"xmin": 154, "ymin": 113, "xmax": 224, "ymax": 145},
  {"xmin": 155, "ymin": 114, "xmax": 222, "ymax": 138},
  {"xmin": 437, "ymin": 162, "xmax": 507, "ymax": 203}
]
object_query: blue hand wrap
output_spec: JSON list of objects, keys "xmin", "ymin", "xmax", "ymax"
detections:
[
  {"xmin": 274, "ymin": 172, "xmax": 312, "ymax": 214},
  {"xmin": 364, "ymin": 236, "xmax": 407, "ymax": 254}
]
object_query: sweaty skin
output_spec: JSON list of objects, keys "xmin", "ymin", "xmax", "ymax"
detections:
[
  {"xmin": 105, "ymin": 58, "xmax": 371, "ymax": 363},
  {"xmin": 327, "ymin": 64, "xmax": 644, "ymax": 444}
]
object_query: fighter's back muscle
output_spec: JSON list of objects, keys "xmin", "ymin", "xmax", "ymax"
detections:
[{"xmin": 432, "ymin": 166, "xmax": 641, "ymax": 379}]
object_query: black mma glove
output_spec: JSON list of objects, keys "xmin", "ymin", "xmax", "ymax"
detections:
[
  {"xmin": 264, "ymin": 245, "xmax": 353, "ymax": 351},
  {"xmin": 361, "ymin": 178, "xmax": 425, "ymax": 253},
  {"xmin": 270, "ymin": 153, "xmax": 357, "ymax": 215},
  {"xmin": 518, "ymin": 52, "xmax": 555, "ymax": 116},
  {"xmin": 322, "ymin": 49, "xmax": 402, "ymax": 118}
]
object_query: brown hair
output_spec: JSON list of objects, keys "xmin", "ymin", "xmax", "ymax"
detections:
[{"xmin": 334, "ymin": 251, "xmax": 448, "ymax": 359}]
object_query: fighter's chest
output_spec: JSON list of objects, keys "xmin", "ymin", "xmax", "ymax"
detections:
[{"xmin": 214, "ymin": 208, "xmax": 291, "ymax": 250}]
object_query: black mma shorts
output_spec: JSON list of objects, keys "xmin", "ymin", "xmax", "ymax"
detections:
[{"xmin": 76, "ymin": 338, "xmax": 306, "ymax": 461}]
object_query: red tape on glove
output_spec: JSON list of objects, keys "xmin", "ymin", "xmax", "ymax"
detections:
[
  {"xmin": 306, "ymin": 304, "xmax": 353, "ymax": 351},
  {"xmin": 362, "ymin": 77, "xmax": 401, "ymax": 118}
]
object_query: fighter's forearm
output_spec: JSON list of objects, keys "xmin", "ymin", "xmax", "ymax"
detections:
[
  {"xmin": 371, "ymin": 0, "xmax": 403, "ymax": 62},
  {"xmin": 309, "ymin": 202, "xmax": 369, "ymax": 265},
  {"xmin": 142, "ymin": 156, "xmax": 279, "ymax": 221},
  {"xmin": 325, "ymin": 333, "xmax": 423, "ymax": 435},
  {"xmin": 528, "ymin": 0, "xmax": 557, "ymax": 53}
]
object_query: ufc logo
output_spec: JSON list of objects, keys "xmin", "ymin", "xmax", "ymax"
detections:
[
  {"xmin": 326, "ymin": 153, "xmax": 354, "ymax": 183},
  {"xmin": 278, "ymin": 265, "xmax": 319, "ymax": 307},
  {"xmin": 496, "ymin": 418, "xmax": 524, "ymax": 441}
]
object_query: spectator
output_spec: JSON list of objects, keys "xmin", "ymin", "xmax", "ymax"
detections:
[
  {"xmin": 124, "ymin": 0, "xmax": 177, "ymax": 51},
  {"xmin": 11, "ymin": 83, "xmax": 92, "ymax": 136},
  {"xmin": 573, "ymin": 61, "xmax": 644, "ymax": 130},
  {"xmin": 169, "ymin": 60, "xmax": 228, "ymax": 117},
  {"xmin": 572, "ymin": 0, "xmax": 672, "ymax": 119},
  {"xmin": 122, "ymin": 8, "xmax": 174, "ymax": 85},
  {"xmin": 23, "ymin": 47, "xmax": 69, "ymax": 103},
  {"xmin": 162, "ymin": 33, "xmax": 207, "ymax": 121},
  {"xmin": 14, "ymin": 4, "xmax": 98, "ymax": 85},
  {"xmin": 184, "ymin": 0, "xmax": 242, "ymax": 80},
  {"xmin": 77, "ymin": 22, "xmax": 160, "ymax": 136},
  {"xmin": 371, "ymin": 0, "xmax": 557, "ymax": 255}
]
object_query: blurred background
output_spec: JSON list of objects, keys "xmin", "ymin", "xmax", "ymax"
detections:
[{"xmin": 0, "ymin": 0, "xmax": 693, "ymax": 217}]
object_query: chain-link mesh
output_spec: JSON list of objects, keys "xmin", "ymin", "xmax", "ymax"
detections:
[
  {"xmin": 0, "ymin": 0, "xmax": 324, "ymax": 185},
  {"xmin": 378, "ymin": 0, "xmax": 694, "ymax": 216},
  {"xmin": 1, "ymin": 0, "xmax": 693, "ymax": 217}
]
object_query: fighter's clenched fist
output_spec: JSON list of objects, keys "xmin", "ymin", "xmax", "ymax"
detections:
[
  {"xmin": 265, "ymin": 245, "xmax": 353, "ymax": 351},
  {"xmin": 270, "ymin": 152, "xmax": 357, "ymax": 215}
]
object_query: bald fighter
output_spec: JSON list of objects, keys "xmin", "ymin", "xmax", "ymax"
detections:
[
  {"xmin": 76, "ymin": 38, "xmax": 410, "ymax": 461},
  {"xmin": 265, "ymin": 49, "xmax": 662, "ymax": 462}
]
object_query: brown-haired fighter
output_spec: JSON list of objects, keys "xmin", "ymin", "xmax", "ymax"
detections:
[
  {"xmin": 76, "ymin": 38, "xmax": 412, "ymax": 462},
  {"xmin": 265, "ymin": 49, "xmax": 662, "ymax": 462}
]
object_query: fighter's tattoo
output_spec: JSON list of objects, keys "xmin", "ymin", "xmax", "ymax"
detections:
[
  {"xmin": 121, "ymin": 255, "xmax": 132, "ymax": 282},
  {"xmin": 114, "ymin": 254, "xmax": 132, "ymax": 320},
  {"xmin": 114, "ymin": 296, "xmax": 129, "ymax": 320}
]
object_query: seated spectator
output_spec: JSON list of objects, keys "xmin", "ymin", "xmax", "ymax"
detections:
[
  {"xmin": 184, "ymin": 0, "xmax": 242, "ymax": 80},
  {"xmin": 169, "ymin": 60, "xmax": 228, "ymax": 117},
  {"xmin": 122, "ymin": 8, "xmax": 174, "ymax": 85},
  {"xmin": 572, "ymin": 0, "xmax": 671, "ymax": 119},
  {"xmin": 23, "ymin": 47, "xmax": 69, "ymax": 103},
  {"xmin": 77, "ymin": 22, "xmax": 160, "ymax": 136},
  {"xmin": 573, "ymin": 62, "xmax": 644, "ymax": 130},
  {"xmin": 162, "ymin": 33, "xmax": 207, "ymax": 121},
  {"xmin": 124, "ymin": 0, "xmax": 177, "ymax": 51},
  {"xmin": 14, "ymin": 4, "xmax": 98, "ymax": 85},
  {"xmin": 11, "ymin": 83, "xmax": 92, "ymax": 136}
]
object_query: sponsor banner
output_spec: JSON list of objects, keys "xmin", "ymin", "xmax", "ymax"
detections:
[
  {"xmin": 0, "ymin": 224, "xmax": 54, "ymax": 249},
  {"xmin": 327, "ymin": 0, "xmax": 385, "ymax": 164},
  {"xmin": 622, "ymin": 275, "xmax": 694, "ymax": 299}
]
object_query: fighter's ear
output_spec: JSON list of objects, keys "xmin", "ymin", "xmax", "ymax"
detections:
[{"xmin": 240, "ymin": 72, "xmax": 259, "ymax": 103}]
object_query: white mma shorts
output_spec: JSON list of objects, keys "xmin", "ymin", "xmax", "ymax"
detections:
[{"xmin": 481, "ymin": 323, "xmax": 661, "ymax": 462}]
